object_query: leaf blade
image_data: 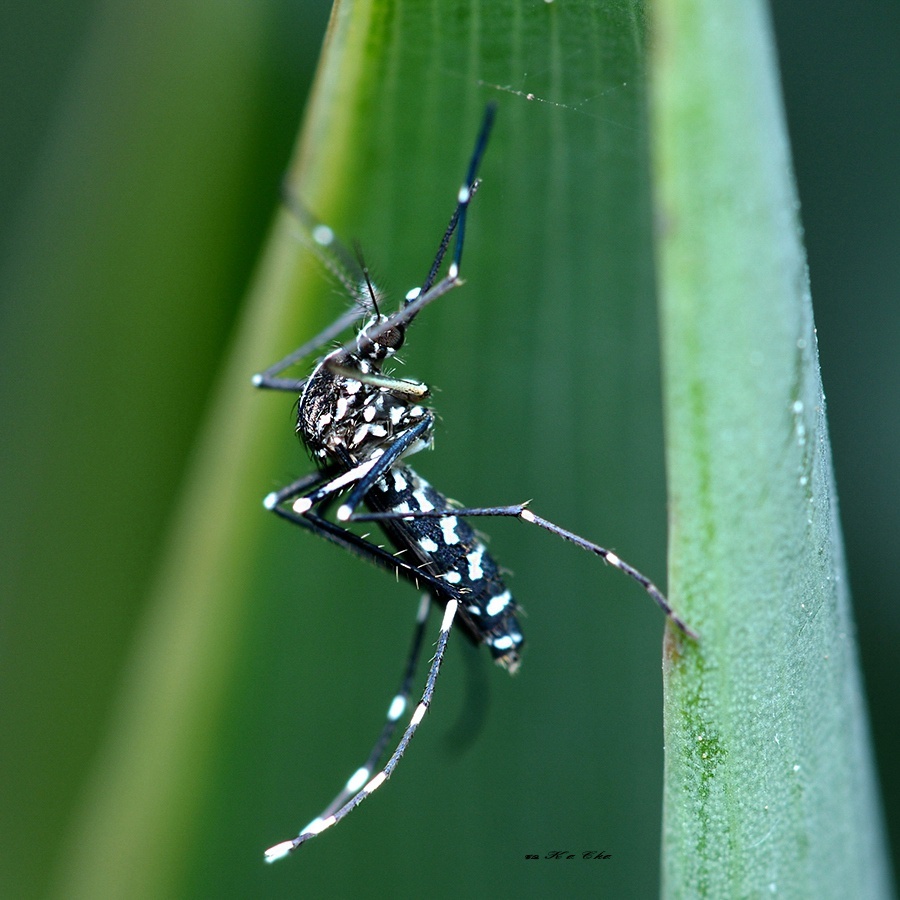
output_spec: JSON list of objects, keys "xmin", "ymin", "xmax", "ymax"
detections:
[{"xmin": 651, "ymin": 0, "xmax": 894, "ymax": 895}]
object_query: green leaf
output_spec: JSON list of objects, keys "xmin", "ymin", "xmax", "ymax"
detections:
[{"xmin": 650, "ymin": 0, "xmax": 893, "ymax": 896}]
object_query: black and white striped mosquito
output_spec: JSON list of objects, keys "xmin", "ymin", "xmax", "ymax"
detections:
[{"xmin": 255, "ymin": 104, "xmax": 695, "ymax": 863}]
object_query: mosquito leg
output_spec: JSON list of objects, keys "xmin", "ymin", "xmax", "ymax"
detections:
[
  {"xmin": 304, "ymin": 593, "xmax": 431, "ymax": 827},
  {"xmin": 411, "ymin": 103, "xmax": 496, "ymax": 312},
  {"xmin": 269, "ymin": 502, "xmax": 476, "ymax": 622},
  {"xmin": 334, "ymin": 417, "xmax": 434, "ymax": 521},
  {"xmin": 264, "ymin": 596, "xmax": 459, "ymax": 861},
  {"xmin": 273, "ymin": 418, "xmax": 432, "ymax": 524},
  {"xmin": 318, "ymin": 104, "xmax": 497, "ymax": 358},
  {"xmin": 356, "ymin": 504, "xmax": 697, "ymax": 639},
  {"xmin": 252, "ymin": 306, "xmax": 365, "ymax": 392},
  {"xmin": 262, "ymin": 468, "xmax": 461, "ymax": 602},
  {"xmin": 261, "ymin": 471, "xmax": 330, "ymax": 511},
  {"xmin": 447, "ymin": 102, "xmax": 495, "ymax": 280}
]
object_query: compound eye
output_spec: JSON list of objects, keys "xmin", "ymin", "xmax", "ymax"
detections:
[{"xmin": 379, "ymin": 325, "xmax": 405, "ymax": 350}]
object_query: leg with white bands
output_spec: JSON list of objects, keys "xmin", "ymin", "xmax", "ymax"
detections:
[
  {"xmin": 353, "ymin": 504, "xmax": 697, "ymax": 640},
  {"xmin": 252, "ymin": 306, "xmax": 365, "ymax": 392},
  {"xmin": 311, "ymin": 593, "xmax": 431, "ymax": 824},
  {"xmin": 264, "ymin": 597, "xmax": 459, "ymax": 862}
]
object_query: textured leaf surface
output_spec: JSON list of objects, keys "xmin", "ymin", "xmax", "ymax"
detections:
[{"xmin": 651, "ymin": 0, "xmax": 893, "ymax": 896}]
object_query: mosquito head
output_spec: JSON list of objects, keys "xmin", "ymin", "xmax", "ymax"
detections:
[
  {"xmin": 349, "ymin": 242, "xmax": 406, "ymax": 360},
  {"xmin": 356, "ymin": 314, "xmax": 405, "ymax": 361}
]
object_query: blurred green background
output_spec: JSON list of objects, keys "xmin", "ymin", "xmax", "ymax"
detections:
[{"xmin": 1, "ymin": 0, "xmax": 897, "ymax": 897}]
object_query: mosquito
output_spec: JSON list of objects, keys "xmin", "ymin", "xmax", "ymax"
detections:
[{"xmin": 254, "ymin": 104, "xmax": 695, "ymax": 863}]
